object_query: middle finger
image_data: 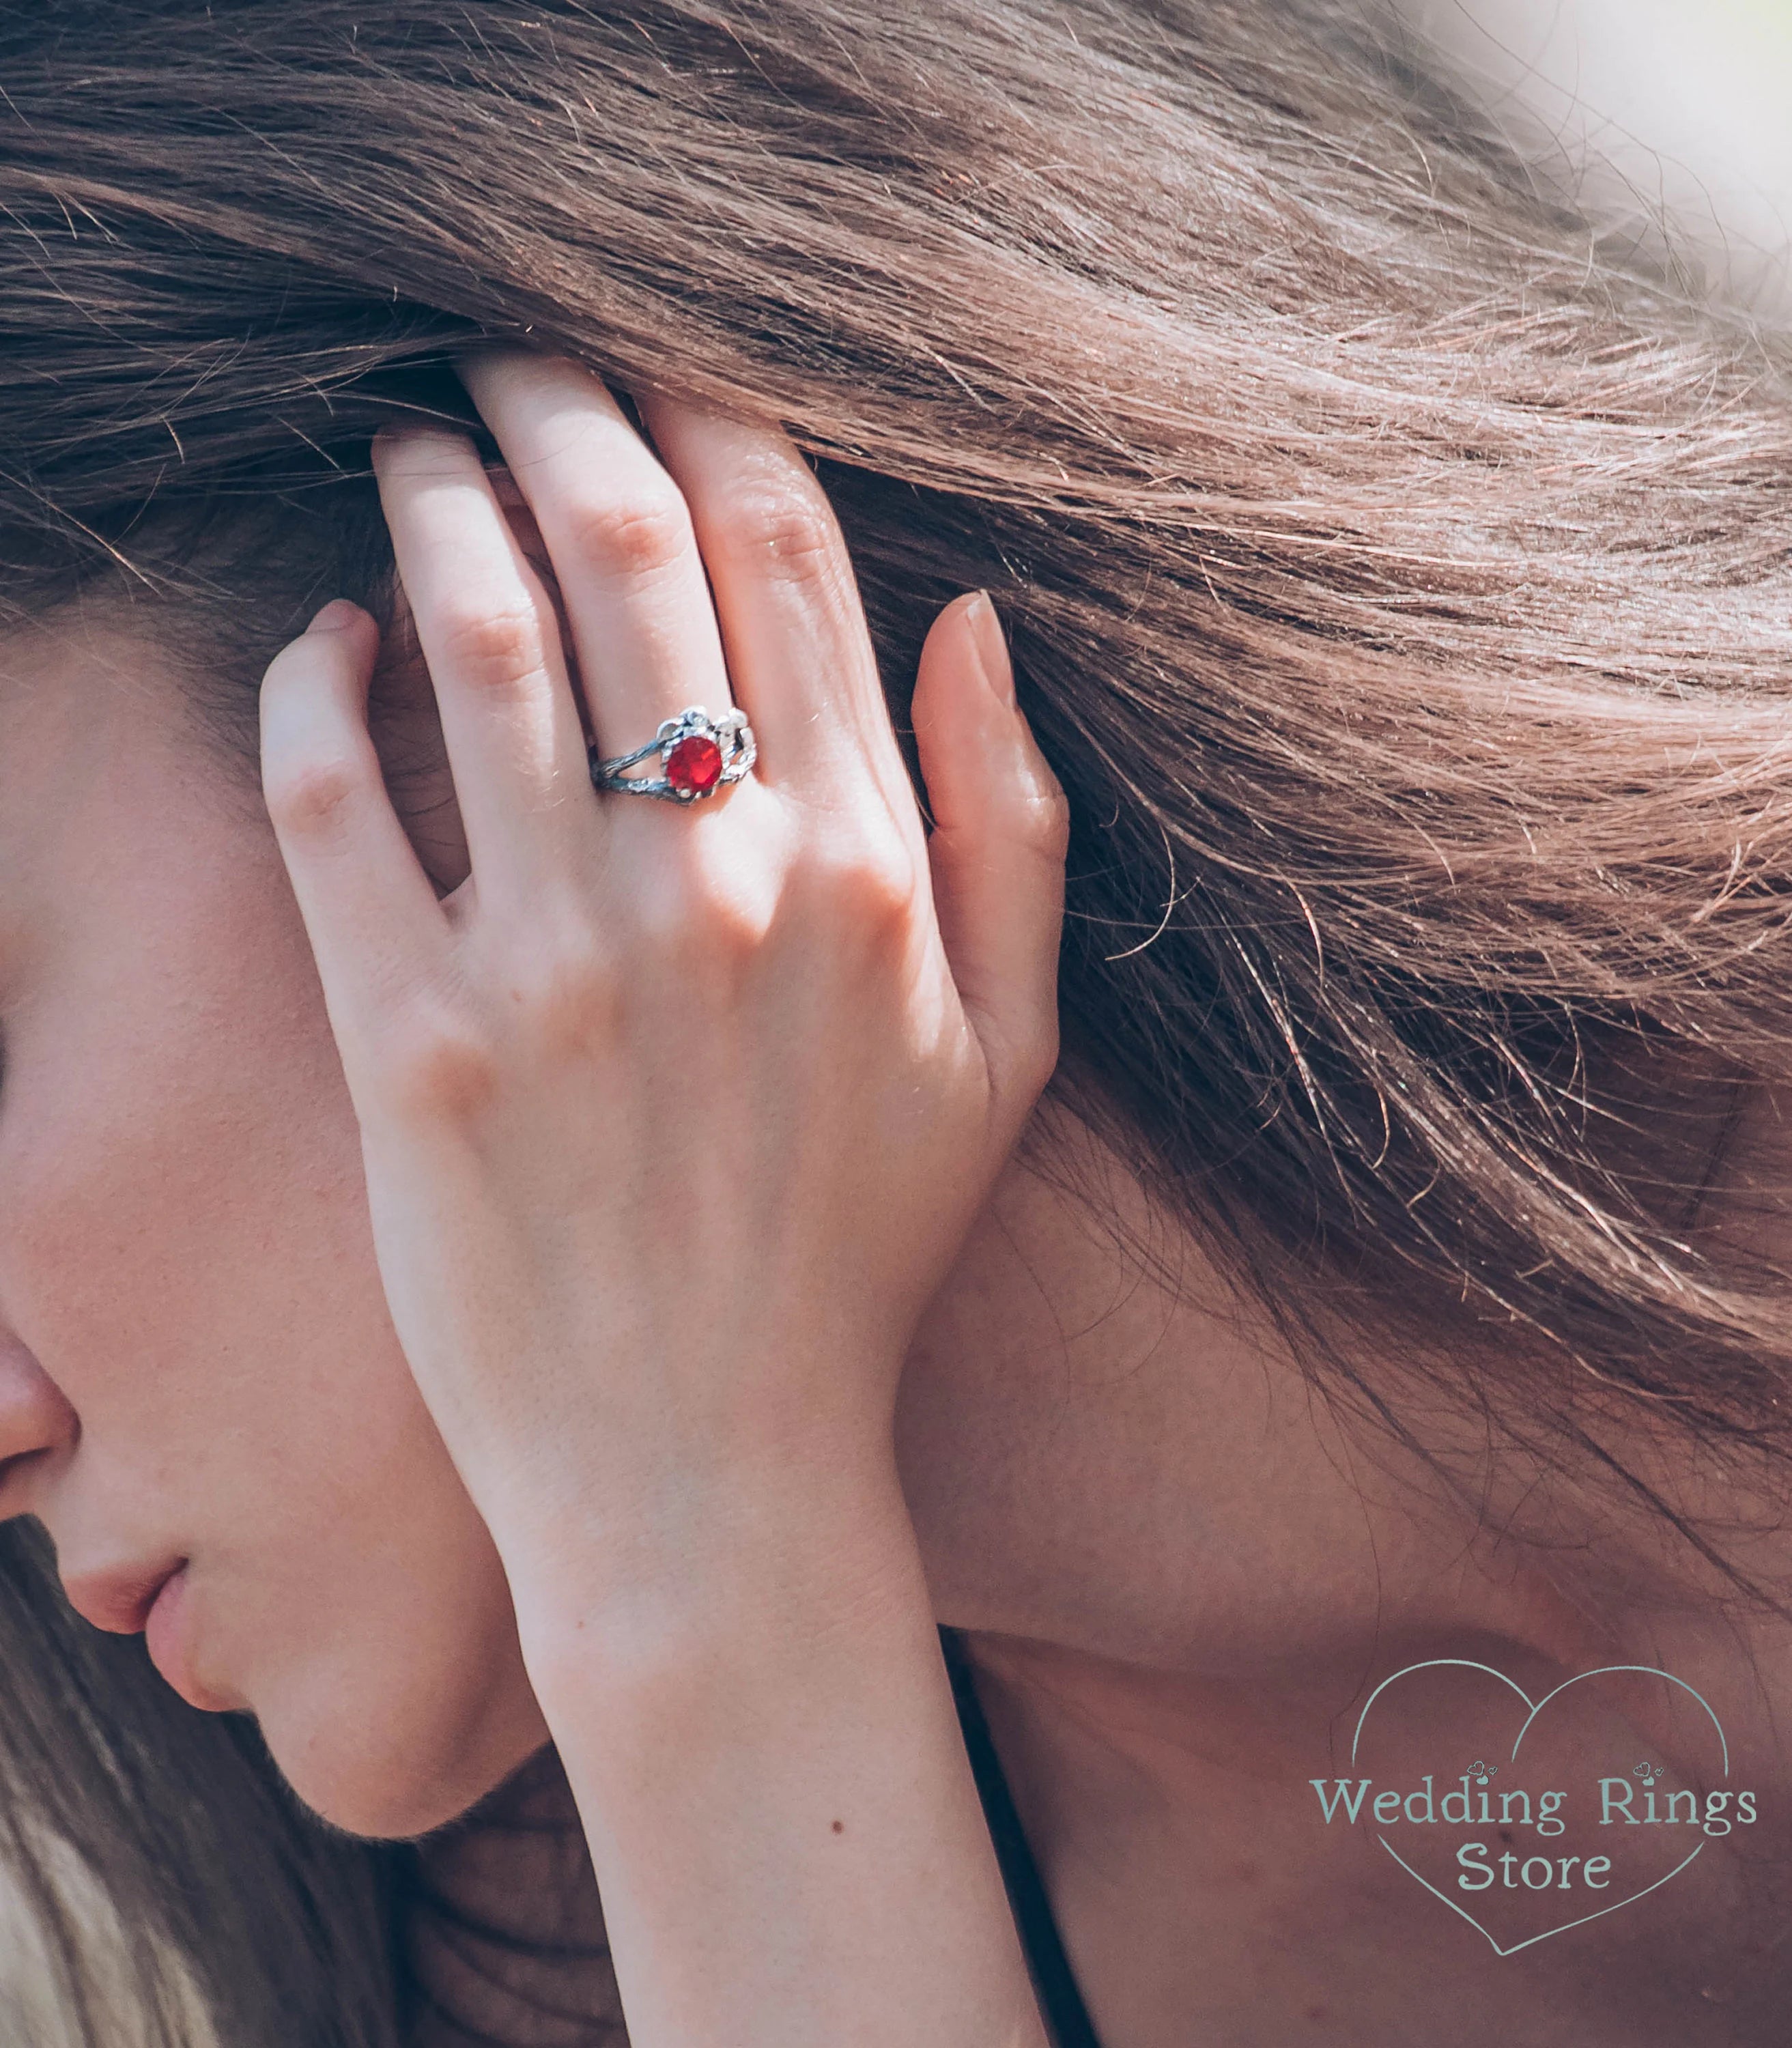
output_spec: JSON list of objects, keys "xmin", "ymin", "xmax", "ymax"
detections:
[{"xmin": 455, "ymin": 352, "xmax": 737, "ymax": 768}]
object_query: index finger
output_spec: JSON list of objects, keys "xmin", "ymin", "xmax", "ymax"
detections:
[{"xmin": 372, "ymin": 423, "xmax": 599, "ymax": 910}]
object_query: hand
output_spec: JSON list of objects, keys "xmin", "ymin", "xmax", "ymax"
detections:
[
  {"xmin": 259, "ymin": 347, "xmax": 1066, "ymax": 2048},
  {"xmin": 257, "ymin": 350, "xmax": 1069, "ymax": 1600}
]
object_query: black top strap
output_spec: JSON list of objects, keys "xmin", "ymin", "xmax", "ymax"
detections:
[{"xmin": 939, "ymin": 1627, "xmax": 1105, "ymax": 2048}]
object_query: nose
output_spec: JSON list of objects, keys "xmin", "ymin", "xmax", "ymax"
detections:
[{"xmin": 0, "ymin": 1338, "xmax": 77, "ymax": 1505}]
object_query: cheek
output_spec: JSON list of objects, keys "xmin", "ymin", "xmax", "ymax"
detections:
[
  {"xmin": 0, "ymin": 844, "xmax": 387, "ymax": 1501},
  {"xmin": 0, "ymin": 821, "xmax": 542, "ymax": 1829}
]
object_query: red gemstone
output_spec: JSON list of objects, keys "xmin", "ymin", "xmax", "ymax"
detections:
[{"xmin": 665, "ymin": 733, "xmax": 724, "ymax": 797}]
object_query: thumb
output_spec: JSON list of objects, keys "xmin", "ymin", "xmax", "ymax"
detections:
[{"xmin": 911, "ymin": 591, "xmax": 1070, "ymax": 1133}]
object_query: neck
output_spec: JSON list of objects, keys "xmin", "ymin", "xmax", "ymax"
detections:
[
  {"xmin": 399, "ymin": 1746, "xmax": 622, "ymax": 2048},
  {"xmin": 405, "ymin": 1119, "xmax": 1792, "ymax": 2044},
  {"xmin": 956, "ymin": 1599, "xmax": 1792, "ymax": 2045},
  {"xmin": 896, "ymin": 1126, "xmax": 1792, "ymax": 2045}
]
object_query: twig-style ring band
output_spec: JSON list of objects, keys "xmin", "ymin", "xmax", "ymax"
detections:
[{"xmin": 589, "ymin": 705, "xmax": 757, "ymax": 803}]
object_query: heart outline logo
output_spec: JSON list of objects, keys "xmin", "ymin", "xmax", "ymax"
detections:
[{"xmin": 1350, "ymin": 1660, "xmax": 1729, "ymax": 1957}]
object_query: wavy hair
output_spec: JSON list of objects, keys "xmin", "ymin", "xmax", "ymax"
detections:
[{"xmin": 1, "ymin": 0, "xmax": 1790, "ymax": 2038}]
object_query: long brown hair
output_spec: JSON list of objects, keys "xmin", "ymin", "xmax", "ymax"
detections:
[{"xmin": 1, "ymin": 0, "xmax": 1791, "ymax": 2038}]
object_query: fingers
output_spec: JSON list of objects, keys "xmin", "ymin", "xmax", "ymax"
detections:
[
  {"xmin": 372, "ymin": 424, "xmax": 597, "ymax": 907},
  {"xmin": 260, "ymin": 601, "xmax": 453, "ymax": 1063},
  {"xmin": 455, "ymin": 353, "xmax": 736, "ymax": 761},
  {"xmin": 911, "ymin": 595, "xmax": 1070, "ymax": 1130},
  {"xmin": 457, "ymin": 349, "xmax": 916, "ymax": 830},
  {"xmin": 631, "ymin": 393, "xmax": 913, "ymax": 819}
]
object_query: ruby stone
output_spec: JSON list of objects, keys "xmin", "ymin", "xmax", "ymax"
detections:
[{"xmin": 665, "ymin": 733, "xmax": 724, "ymax": 797}]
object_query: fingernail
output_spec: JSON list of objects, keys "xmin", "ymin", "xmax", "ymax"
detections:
[
  {"xmin": 307, "ymin": 599, "xmax": 360, "ymax": 634},
  {"xmin": 964, "ymin": 591, "xmax": 1016, "ymax": 711}
]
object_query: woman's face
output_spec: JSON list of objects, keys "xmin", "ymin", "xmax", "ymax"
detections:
[{"xmin": 0, "ymin": 610, "xmax": 552, "ymax": 1838}]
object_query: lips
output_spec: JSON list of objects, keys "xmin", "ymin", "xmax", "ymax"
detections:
[
  {"xmin": 61, "ymin": 1557, "xmax": 186, "ymax": 1636},
  {"xmin": 61, "ymin": 1557, "xmax": 235, "ymax": 1711}
]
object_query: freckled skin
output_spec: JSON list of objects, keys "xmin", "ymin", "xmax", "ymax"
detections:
[{"xmin": 0, "ymin": 620, "xmax": 547, "ymax": 1836}]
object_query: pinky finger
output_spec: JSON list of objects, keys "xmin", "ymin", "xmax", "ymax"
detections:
[
  {"xmin": 911, "ymin": 593, "xmax": 1070, "ymax": 1142},
  {"xmin": 260, "ymin": 601, "xmax": 454, "ymax": 1068}
]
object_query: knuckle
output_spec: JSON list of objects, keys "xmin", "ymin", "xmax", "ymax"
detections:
[
  {"xmin": 717, "ymin": 486, "xmax": 839, "ymax": 585},
  {"xmin": 640, "ymin": 855, "xmax": 775, "ymax": 977},
  {"xmin": 1020, "ymin": 781, "xmax": 1073, "ymax": 865},
  {"xmin": 814, "ymin": 840, "xmax": 920, "ymax": 941},
  {"xmin": 698, "ymin": 884, "xmax": 777, "ymax": 974},
  {"xmin": 510, "ymin": 937, "xmax": 625, "ymax": 1055},
  {"xmin": 565, "ymin": 488, "xmax": 693, "ymax": 584},
  {"xmin": 262, "ymin": 751, "xmax": 366, "ymax": 842},
  {"xmin": 436, "ymin": 601, "xmax": 549, "ymax": 693},
  {"xmin": 1014, "ymin": 1016, "xmax": 1063, "ymax": 1098},
  {"xmin": 377, "ymin": 1006, "xmax": 501, "ymax": 1124}
]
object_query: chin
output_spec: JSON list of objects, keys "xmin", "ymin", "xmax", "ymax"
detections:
[{"xmin": 251, "ymin": 1665, "xmax": 552, "ymax": 1841}]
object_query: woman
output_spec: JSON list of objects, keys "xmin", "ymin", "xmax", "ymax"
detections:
[{"xmin": 0, "ymin": 2, "xmax": 1789, "ymax": 2043}]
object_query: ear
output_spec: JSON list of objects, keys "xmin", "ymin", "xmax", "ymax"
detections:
[{"xmin": 362, "ymin": 464, "xmax": 588, "ymax": 900}]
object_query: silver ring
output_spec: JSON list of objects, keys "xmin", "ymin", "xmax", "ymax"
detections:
[{"xmin": 589, "ymin": 705, "xmax": 756, "ymax": 804}]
